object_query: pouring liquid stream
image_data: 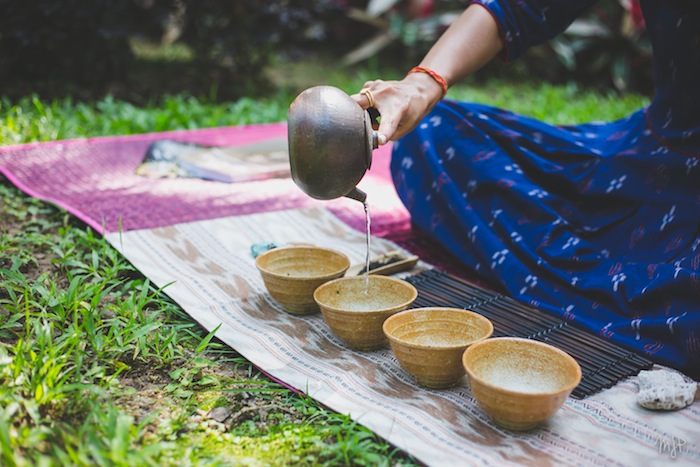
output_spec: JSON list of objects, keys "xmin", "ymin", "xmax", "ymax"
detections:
[{"xmin": 363, "ymin": 199, "xmax": 371, "ymax": 292}]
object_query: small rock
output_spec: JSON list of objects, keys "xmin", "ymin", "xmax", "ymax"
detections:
[
  {"xmin": 206, "ymin": 406, "xmax": 232, "ymax": 423},
  {"xmin": 636, "ymin": 369, "xmax": 697, "ymax": 411}
]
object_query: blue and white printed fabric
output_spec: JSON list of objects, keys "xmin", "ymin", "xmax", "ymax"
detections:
[{"xmin": 391, "ymin": 0, "xmax": 700, "ymax": 377}]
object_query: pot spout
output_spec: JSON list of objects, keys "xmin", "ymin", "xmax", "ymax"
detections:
[{"xmin": 344, "ymin": 187, "xmax": 367, "ymax": 203}]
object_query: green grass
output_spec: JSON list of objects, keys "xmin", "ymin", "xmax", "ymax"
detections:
[
  {"xmin": 0, "ymin": 61, "xmax": 649, "ymax": 147},
  {"xmin": 0, "ymin": 181, "xmax": 411, "ymax": 466},
  {"xmin": 0, "ymin": 64, "xmax": 649, "ymax": 466}
]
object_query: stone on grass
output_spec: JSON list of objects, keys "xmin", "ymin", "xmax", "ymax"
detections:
[
  {"xmin": 636, "ymin": 369, "xmax": 697, "ymax": 411},
  {"xmin": 206, "ymin": 406, "xmax": 232, "ymax": 423}
]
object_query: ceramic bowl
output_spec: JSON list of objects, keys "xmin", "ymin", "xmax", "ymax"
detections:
[
  {"xmin": 463, "ymin": 337, "xmax": 582, "ymax": 431},
  {"xmin": 382, "ymin": 307, "xmax": 493, "ymax": 389},
  {"xmin": 255, "ymin": 246, "xmax": 350, "ymax": 315},
  {"xmin": 314, "ymin": 275, "xmax": 418, "ymax": 351}
]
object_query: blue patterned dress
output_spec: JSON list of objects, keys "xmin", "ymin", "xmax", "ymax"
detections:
[{"xmin": 391, "ymin": 0, "xmax": 700, "ymax": 378}]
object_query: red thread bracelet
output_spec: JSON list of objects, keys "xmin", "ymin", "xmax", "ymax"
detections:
[{"xmin": 408, "ymin": 66, "xmax": 449, "ymax": 98}]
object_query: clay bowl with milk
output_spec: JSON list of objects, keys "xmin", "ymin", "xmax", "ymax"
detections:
[
  {"xmin": 383, "ymin": 307, "xmax": 493, "ymax": 389},
  {"xmin": 255, "ymin": 246, "xmax": 350, "ymax": 315},
  {"xmin": 314, "ymin": 275, "xmax": 418, "ymax": 351},
  {"xmin": 463, "ymin": 337, "xmax": 582, "ymax": 430}
]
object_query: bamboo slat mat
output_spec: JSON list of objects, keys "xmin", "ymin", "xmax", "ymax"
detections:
[{"xmin": 406, "ymin": 269, "xmax": 655, "ymax": 399}]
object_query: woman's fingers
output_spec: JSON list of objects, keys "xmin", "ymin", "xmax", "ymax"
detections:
[
  {"xmin": 350, "ymin": 92, "xmax": 367, "ymax": 109},
  {"xmin": 351, "ymin": 78, "xmax": 433, "ymax": 144}
]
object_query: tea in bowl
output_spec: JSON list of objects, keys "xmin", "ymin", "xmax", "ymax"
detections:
[
  {"xmin": 255, "ymin": 246, "xmax": 350, "ymax": 315},
  {"xmin": 463, "ymin": 337, "xmax": 582, "ymax": 431},
  {"xmin": 382, "ymin": 307, "xmax": 493, "ymax": 389},
  {"xmin": 314, "ymin": 275, "xmax": 418, "ymax": 351}
]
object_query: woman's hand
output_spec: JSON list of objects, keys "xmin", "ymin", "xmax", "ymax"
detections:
[
  {"xmin": 348, "ymin": 3, "xmax": 503, "ymax": 146},
  {"xmin": 350, "ymin": 71, "xmax": 445, "ymax": 145}
]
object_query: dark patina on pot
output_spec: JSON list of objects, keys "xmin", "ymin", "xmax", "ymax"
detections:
[{"xmin": 288, "ymin": 85, "xmax": 378, "ymax": 203}]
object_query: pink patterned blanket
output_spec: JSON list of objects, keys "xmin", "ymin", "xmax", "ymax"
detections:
[{"xmin": 0, "ymin": 123, "xmax": 394, "ymax": 233}]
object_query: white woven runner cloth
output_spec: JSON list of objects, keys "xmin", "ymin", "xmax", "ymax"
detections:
[{"xmin": 105, "ymin": 206, "xmax": 700, "ymax": 466}]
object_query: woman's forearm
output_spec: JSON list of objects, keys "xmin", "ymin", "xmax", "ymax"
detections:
[
  {"xmin": 417, "ymin": 4, "xmax": 504, "ymax": 87},
  {"xmin": 350, "ymin": 4, "xmax": 506, "ymax": 142}
]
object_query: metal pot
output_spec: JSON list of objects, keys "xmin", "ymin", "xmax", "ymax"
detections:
[{"xmin": 288, "ymin": 85, "xmax": 378, "ymax": 203}]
